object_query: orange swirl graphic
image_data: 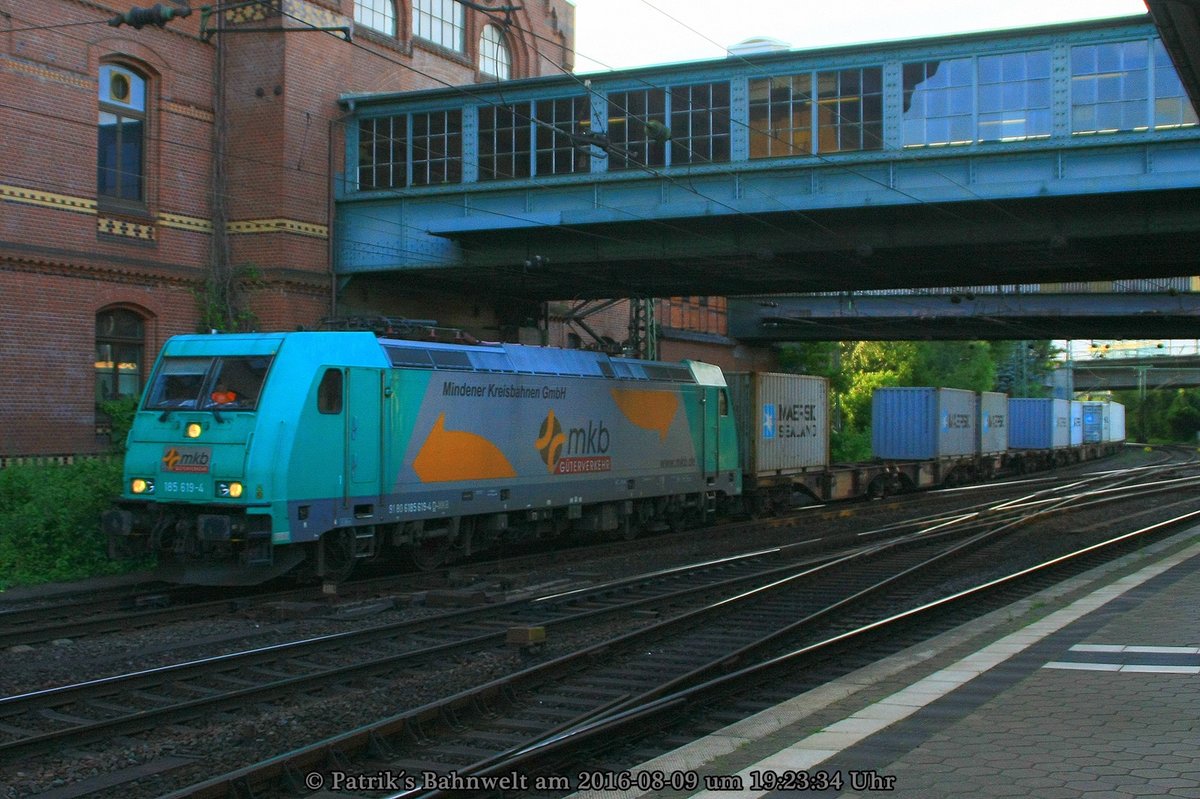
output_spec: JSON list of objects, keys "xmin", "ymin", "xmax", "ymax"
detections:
[{"xmin": 413, "ymin": 413, "xmax": 517, "ymax": 482}]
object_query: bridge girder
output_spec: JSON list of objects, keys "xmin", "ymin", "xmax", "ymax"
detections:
[{"xmin": 728, "ymin": 291, "xmax": 1200, "ymax": 342}]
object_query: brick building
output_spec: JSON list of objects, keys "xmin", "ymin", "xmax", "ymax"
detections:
[{"xmin": 0, "ymin": 0, "xmax": 575, "ymax": 460}]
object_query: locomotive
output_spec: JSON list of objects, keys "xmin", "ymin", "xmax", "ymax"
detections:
[
  {"xmin": 103, "ymin": 332, "xmax": 1124, "ymax": 585},
  {"xmin": 103, "ymin": 332, "xmax": 740, "ymax": 584}
]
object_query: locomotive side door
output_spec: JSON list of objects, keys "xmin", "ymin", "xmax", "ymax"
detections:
[
  {"xmin": 702, "ymin": 385, "xmax": 722, "ymax": 485},
  {"xmin": 345, "ymin": 367, "xmax": 383, "ymax": 503}
]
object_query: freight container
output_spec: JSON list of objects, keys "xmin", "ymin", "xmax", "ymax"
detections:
[
  {"xmin": 726, "ymin": 373, "xmax": 830, "ymax": 479},
  {"xmin": 1069, "ymin": 400, "xmax": 1084, "ymax": 447},
  {"xmin": 872, "ymin": 387, "xmax": 977, "ymax": 460},
  {"xmin": 979, "ymin": 391, "xmax": 1008, "ymax": 455},
  {"xmin": 1082, "ymin": 402, "xmax": 1105, "ymax": 443},
  {"xmin": 1008, "ymin": 398, "xmax": 1071, "ymax": 449},
  {"xmin": 1108, "ymin": 401, "xmax": 1126, "ymax": 442}
]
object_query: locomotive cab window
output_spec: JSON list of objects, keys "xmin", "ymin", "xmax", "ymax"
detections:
[
  {"xmin": 318, "ymin": 369, "xmax": 343, "ymax": 414},
  {"xmin": 146, "ymin": 358, "xmax": 209, "ymax": 409},
  {"xmin": 206, "ymin": 357, "xmax": 271, "ymax": 409},
  {"xmin": 719, "ymin": 389, "xmax": 729, "ymax": 416},
  {"xmin": 145, "ymin": 356, "xmax": 272, "ymax": 411}
]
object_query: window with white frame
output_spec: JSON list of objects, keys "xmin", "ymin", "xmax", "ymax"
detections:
[
  {"xmin": 97, "ymin": 63, "xmax": 148, "ymax": 203},
  {"xmin": 479, "ymin": 25, "xmax": 511, "ymax": 79},
  {"xmin": 355, "ymin": 0, "xmax": 396, "ymax": 36},
  {"xmin": 414, "ymin": 0, "xmax": 464, "ymax": 52},
  {"xmin": 411, "ymin": 110, "xmax": 462, "ymax": 184}
]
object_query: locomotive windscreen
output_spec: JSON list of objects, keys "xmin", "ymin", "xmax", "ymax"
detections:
[{"xmin": 144, "ymin": 355, "xmax": 273, "ymax": 411}]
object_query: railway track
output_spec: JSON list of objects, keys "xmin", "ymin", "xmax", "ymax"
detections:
[
  {"xmin": 0, "ymin": 459, "xmax": 1124, "ymax": 650},
  {"xmin": 4, "ymin": 458, "xmax": 1190, "ymax": 758},
  {"xmin": 2, "ymin": 450, "xmax": 1192, "ymax": 797},
  {"xmin": 0, "ymin": 541, "xmax": 863, "ymax": 759},
  {"xmin": 118, "ymin": 462, "xmax": 1200, "ymax": 799}
]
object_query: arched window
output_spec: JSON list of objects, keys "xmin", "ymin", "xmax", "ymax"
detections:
[
  {"xmin": 97, "ymin": 63, "xmax": 147, "ymax": 204},
  {"xmin": 95, "ymin": 309, "xmax": 145, "ymax": 405},
  {"xmin": 355, "ymin": 0, "xmax": 396, "ymax": 36},
  {"xmin": 414, "ymin": 0, "xmax": 464, "ymax": 52},
  {"xmin": 479, "ymin": 25, "xmax": 511, "ymax": 79}
]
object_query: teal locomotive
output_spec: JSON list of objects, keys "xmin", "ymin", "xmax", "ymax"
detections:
[{"xmin": 103, "ymin": 332, "xmax": 741, "ymax": 584}]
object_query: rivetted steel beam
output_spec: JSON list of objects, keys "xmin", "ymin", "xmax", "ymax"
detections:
[{"xmin": 728, "ymin": 293, "xmax": 1200, "ymax": 342}]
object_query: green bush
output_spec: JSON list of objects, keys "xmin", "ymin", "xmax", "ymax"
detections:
[
  {"xmin": 100, "ymin": 397, "xmax": 139, "ymax": 455},
  {"xmin": 0, "ymin": 459, "xmax": 138, "ymax": 590}
]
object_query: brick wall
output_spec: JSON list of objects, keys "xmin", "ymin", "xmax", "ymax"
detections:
[{"xmin": 1, "ymin": 0, "xmax": 575, "ymax": 458}]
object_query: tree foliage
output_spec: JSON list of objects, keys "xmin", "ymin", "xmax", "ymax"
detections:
[{"xmin": 779, "ymin": 339, "xmax": 1051, "ymax": 461}]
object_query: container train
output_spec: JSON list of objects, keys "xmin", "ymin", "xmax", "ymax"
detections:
[{"xmin": 103, "ymin": 333, "xmax": 1124, "ymax": 585}]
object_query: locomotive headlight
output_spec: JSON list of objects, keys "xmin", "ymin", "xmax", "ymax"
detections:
[
  {"xmin": 216, "ymin": 481, "xmax": 244, "ymax": 499},
  {"xmin": 186, "ymin": 422, "xmax": 203, "ymax": 439},
  {"xmin": 131, "ymin": 478, "xmax": 155, "ymax": 495}
]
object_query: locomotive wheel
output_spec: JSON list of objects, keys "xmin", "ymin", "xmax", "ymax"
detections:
[
  {"xmin": 407, "ymin": 538, "xmax": 450, "ymax": 571},
  {"xmin": 318, "ymin": 529, "xmax": 356, "ymax": 583}
]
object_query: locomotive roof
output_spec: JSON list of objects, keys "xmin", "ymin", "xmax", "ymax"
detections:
[
  {"xmin": 379, "ymin": 337, "xmax": 722, "ymax": 385},
  {"xmin": 154, "ymin": 332, "xmax": 725, "ymax": 386}
]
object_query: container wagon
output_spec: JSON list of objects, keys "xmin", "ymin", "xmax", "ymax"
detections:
[{"xmin": 1008, "ymin": 397, "xmax": 1121, "ymax": 470}]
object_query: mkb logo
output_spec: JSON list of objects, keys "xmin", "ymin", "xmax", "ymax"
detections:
[
  {"xmin": 162, "ymin": 446, "xmax": 211, "ymax": 473},
  {"xmin": 536, "ymin": 410, "xmax": 566, "ymax": 473},
  {"xmin": 536, "ymin": 409, "xmax": 613, "ymax": 475}
]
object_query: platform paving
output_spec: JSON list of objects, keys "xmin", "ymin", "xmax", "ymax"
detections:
[{"xmin": 581, "ymin": 526, "xmax": 1200, "ymax": 799}]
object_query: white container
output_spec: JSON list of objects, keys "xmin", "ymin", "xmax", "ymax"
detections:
[
  {"xmin": 979, "ymin": 391, "xmax": 1008, "ymax": 455},
  {"xmin": 726, "ymin": 373, "xmax": 829, "ymax": 476},
  {"xmin": 1070, "ymin": 400, "xmax": 1084, "ymax": 447},
  {"xmin": 872, "ymin": 387, "xmax": 977, "ymax": 460},
  {"xmin": 1108, "ymin": 402, "xmax": 1126, "ymax": 442}
]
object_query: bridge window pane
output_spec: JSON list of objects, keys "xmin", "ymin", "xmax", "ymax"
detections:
[
  {"xmin": 479, "ymin": 102, "xmax": 532, "ymax": 180},
  {"xmin": 1071, "ymin": 41, "xmax": 1149, "ymax": 134},
  {"xmin": 607, "ymin": 89, "xmax": 667, "ymax": 170},
  {"xmin": 414, "ymin": 0, "xmax": 464, "ymax": 52},
  {"xmin": 358, "ymin": 116, "xmax": 407, "ymax": 189},
  {"xmin": 977, "ymin": 50, "xmax": 1051, "ymax": 142},
  {"xmin": 355, "ymin": 0, "xmax": 396, "ymax": 36},
  {"xmin": 670, "ymin": 82, "xmax": 731, "ymax": 165},
  {"xmin": 1153, "ymin": 40, "xmax": 1199, "ymax": 129},
  {"xmin": 902, "ymin": 58, "xmax": 973, "ymax": 147},
  {"xmin": 535, "ymin": 96, "xmax": 591, "ymax": 175},
  {"xmin": 816, "ymin": 67, "xmax": 883, "ymax": 153},
  {"xmin": 411, "ymin": 110, "xmax": 462, "ymax": 185},
  {"xmin": 749, "ymin": 75, "xmax": 812, "ymax": 158}
]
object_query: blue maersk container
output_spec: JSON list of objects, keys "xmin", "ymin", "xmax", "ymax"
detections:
[
  {"xmin": 1008, "ymin": 398, "xmax": 1071, "ymax": 449},
  {"xmin": 872, "ymin": 387, "xmax": 977, "ymax": 460}
]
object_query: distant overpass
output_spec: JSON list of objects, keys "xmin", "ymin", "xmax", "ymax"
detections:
[
  {"xmin": 728, "ymin": 290, "xmax": 1200, "ymax": 342},
  {"xmin": 1066, "ymin": 354, "xmax": 1200, "ymax": 391}
]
